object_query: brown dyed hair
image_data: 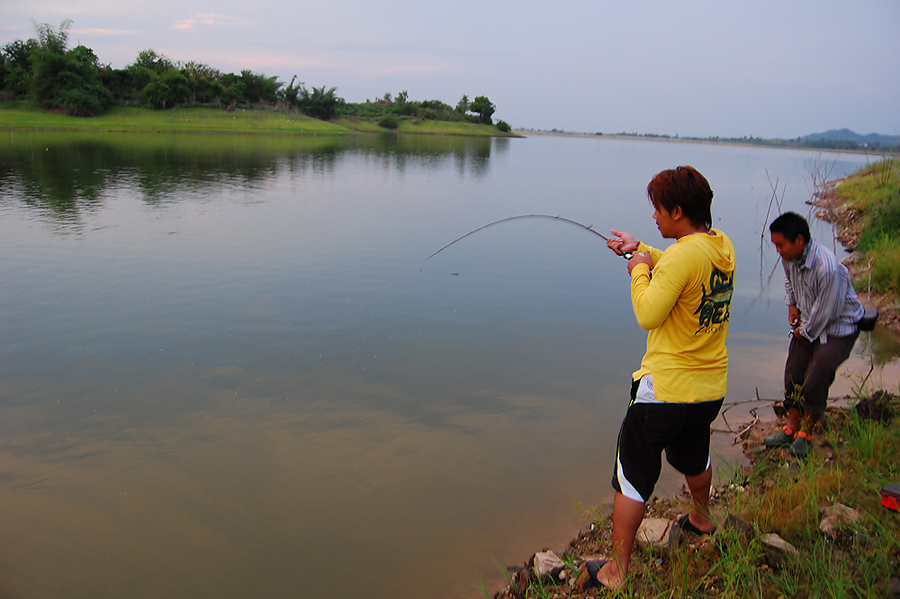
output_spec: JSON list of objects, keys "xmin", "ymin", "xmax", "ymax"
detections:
[{"xmin": 646, "ymin": 165, "xmax": 713, "ymax": 229}]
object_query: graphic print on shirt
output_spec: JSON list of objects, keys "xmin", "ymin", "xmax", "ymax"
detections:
[{"xmin": 694, "ymin": 268, "xmax": 734, "ymax": 334}]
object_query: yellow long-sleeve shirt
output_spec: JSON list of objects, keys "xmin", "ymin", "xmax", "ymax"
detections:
[{"xmin": 630, "ymin": 229, "xmax": 735, "ymax": 403}]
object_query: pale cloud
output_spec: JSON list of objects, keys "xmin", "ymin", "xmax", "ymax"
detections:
[
  {"xmin": 221, "ymin": 52, "xmax": 331, "ymax": 69},
  {"xmin": 200, "ymin": 48, "xmax": 463, "ymax": 80},
  {"xmin": 72, "ymin": 27, "xmax": 139, "ymax": 36},
  {"xmin": 172, "ymin": 13, "xmax": 260, "ymax": 32},
  {"xmin": 352, "ymin": 62, "xmax": 462, "ymax": 78},
  {"xmin": 1, "ymin": 0, "xmax": 149, "ymax": 17}
]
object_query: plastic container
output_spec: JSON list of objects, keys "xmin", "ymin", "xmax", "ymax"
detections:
[{"xmin": 882, "ymin": 483, "xmax": 900, "ymax": 512}]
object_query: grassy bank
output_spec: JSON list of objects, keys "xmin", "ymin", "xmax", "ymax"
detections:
[
  {"xmin": 0, "ymin": 104, "xmax": 515, "ymax": 137},
  {"xmin": 494, "ymin": 391, "xmax": 900, "ymax": 598},
  {"xmin": 833, "ymin": 159, "xmax": 900, "ymax": 296},
  {"xmin": 815, "ymin": 158, "xmax": 900, "ymax": 328}
]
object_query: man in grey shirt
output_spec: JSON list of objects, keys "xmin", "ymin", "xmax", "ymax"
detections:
[{"xmin": 765, "ymin": 212, "xmax": 863, "ymax": 456}]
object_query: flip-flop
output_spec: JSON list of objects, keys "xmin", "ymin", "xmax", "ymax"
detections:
[
  {"xmin": 583, "ymin": 559, "xmax": 610, "ymax": 588},
  {"xmin": 677, "ymin": 513, "xmax": 716, "ymax": 536}
]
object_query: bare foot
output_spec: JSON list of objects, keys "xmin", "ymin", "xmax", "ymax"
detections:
[
  {"xmin": 596, "ymin": 560, "xmax": 625, "ymax": 590},
  {"xmin": 682, "ymin": 513, "xmax": 717, "ymax": 535}
]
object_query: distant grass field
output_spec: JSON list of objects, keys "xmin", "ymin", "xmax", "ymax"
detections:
[
  {"xmin": 0, "ymin": 105, "xmax": 515, "ymax": 137},
  {"xmin": 0, "ymin": 105, "xmax": 348, "ymax": 135}
]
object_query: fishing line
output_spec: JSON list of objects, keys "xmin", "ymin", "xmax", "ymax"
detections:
[
  {"xmin": 428, "ymin": 214, "xmax": 633, "ymax": 260},
  {"xmin": 162, "ymin": 213, "xmax": 627, "ymax": 451}
]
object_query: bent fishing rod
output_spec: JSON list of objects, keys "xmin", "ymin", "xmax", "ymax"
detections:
[{"xmin": 427, "ymin": 213, "xmax": 634, "ymax": 261}]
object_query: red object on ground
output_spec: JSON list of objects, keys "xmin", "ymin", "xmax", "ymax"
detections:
[{"xmin": 882, "ymin": 483, "xmax": 900, "ymax": 512}]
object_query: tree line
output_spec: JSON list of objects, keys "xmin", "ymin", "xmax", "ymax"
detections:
[{"xmin": 0, "ymin": 20, "xmax": 509, "ymax": 131}]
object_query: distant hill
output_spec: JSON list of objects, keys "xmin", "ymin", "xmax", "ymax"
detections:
[{"xmin": 801, "ymin": 129, "xmax": 900, "ymax": 147}]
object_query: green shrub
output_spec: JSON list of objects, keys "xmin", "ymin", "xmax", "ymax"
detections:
[
  {"xmin": 377, "ymin": 116, "xmax": 398, "ymax": 129},
  {"xmin": 496, "ymin": 120, "xmax": 511, "ymax": 133},
  {"xmin": 297, "ymin": 85, "xmax": 340, "ymax": 120},
  {"xmin": 56, "ymin": 82, "xmax": 113, "ymax": 116},
  {"xmin": 141, "ymin": 69, "xmax": 191, "ymax": 109}
]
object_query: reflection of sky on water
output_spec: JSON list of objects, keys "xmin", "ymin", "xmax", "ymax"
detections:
[
  {"xmin": 0, "ymin": 132, "xmax": 890, "ymax": 599},
  {"xmin": 0, "ymin": 364, "xmax": 612, "ymax": 599}
]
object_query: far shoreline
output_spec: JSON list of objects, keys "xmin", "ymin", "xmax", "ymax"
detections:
[
  {"xmin": 2, "ymin": 105, "xmax": 893, "ymax": 153},
  {"xmin": 515, "ymin": 128, "xmax": 900, "ymax": 156}
]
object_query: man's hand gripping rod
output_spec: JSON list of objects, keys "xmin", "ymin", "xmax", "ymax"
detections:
[{"xmin": 593, "ymin": 230, "xmax": 634, "ymax": 260}]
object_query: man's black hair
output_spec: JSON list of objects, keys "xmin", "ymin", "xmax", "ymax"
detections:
[{"xmin": 769, "ymin": 211, "xmax": 811, "ymax": 243}]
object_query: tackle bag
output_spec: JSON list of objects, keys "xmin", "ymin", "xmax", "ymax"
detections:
[{"xmin": 858, "ymin": 305, "xmax": 879, "ymax": 332}]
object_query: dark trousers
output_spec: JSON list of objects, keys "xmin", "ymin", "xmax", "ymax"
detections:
[{"xmin": 783, "ymin": 330, "xmax": 859, "ymax": 417}]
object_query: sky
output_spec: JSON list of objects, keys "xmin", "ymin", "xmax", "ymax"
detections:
[{"xmin": 2, "ymin": 0, "xmax": 898, "ymax": 139}]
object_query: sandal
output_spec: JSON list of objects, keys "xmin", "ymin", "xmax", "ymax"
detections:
[
  {"xmin": 677, "ymin": 513, "xmax": 716, "ymax": 536},
  {"xmin": 790, "ymin": 430, "xmax": 811, "ymax": 457},
  {"xmin": 764, "ymin": 425, "xmax": 796, "ymax": 447},
  {"xmin": 574, "ymin": 559, "xmax": 611, "ymax": 590}
]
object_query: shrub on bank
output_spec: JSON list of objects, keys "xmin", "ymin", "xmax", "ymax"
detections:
[
  {"xmin": 377, "ymin": 116, "xmax": 399, "ymax": 130},
  {"xmin": 840, "ymin": 159, "xmax": 900, "ymax": 294}
]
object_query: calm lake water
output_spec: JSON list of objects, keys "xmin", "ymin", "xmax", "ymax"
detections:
[{"xmin": 0, "ymin": 131, "xmax": 897, "ymax": 599}]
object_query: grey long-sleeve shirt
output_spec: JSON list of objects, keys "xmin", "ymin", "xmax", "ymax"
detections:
[{"xmin": 783, "ymin": 239, "xmax": 863, "ymax": 343}]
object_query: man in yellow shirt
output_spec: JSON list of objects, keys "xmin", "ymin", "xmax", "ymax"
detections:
[{"xmin": 581, "ymin": 166, "xmax": 735, "ymax": 591}]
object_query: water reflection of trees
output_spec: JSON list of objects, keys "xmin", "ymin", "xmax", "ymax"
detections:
[
  {"xmin": 0, "ymin": 137, "xmax": 112, "ymax": 226},
  {"xmin": 0, "ymin": 132, "xmax": 501, "ymax": 228},
  {"xmin": 347, "ymin": 133, "xmax": 496, "ymax": 178}
]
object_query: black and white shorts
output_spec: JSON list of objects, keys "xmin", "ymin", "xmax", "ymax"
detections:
[{"xmin": 611, "ymin": 375, "xmax": 724, "ymax": 503}]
